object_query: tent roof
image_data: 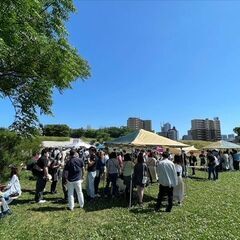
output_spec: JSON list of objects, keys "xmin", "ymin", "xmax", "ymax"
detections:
[
  {"xmin": 182, "ymin": 145, "xmax": 199, "ymax": 152},
  {"xmin": 203, "ymin": 140, "xmax": 240, "ymax": 149},
  {"xmin": 106, "ymin": 129, "xmax": 188, "ymax": 148}
]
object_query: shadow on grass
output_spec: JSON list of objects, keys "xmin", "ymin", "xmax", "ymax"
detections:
[
  {"xmin": 31, "ymin": 206, "xmax": 65, "ymax": 212},
  {"xmin": 21, "ymin": 188, "xmax": 35, "ymax": 195},
  {"xmin": 187, "ymin": 176, "xmax": 209, "ymax": 182},
  {"xmin": 83, "ymin": 191, "xmax": 156, "ymax": 213}
]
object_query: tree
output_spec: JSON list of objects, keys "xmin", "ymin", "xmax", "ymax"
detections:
[
  {"xmin": 0, "ymin": 1, "xmax": 90, "ymax": 135},
  {"xmin": 43, "ymin": 124, "xmax": 70, "ymax": 137},
  {"xmin": 233, "ymin": 127, "xmax": 240, "ymax": 136}
]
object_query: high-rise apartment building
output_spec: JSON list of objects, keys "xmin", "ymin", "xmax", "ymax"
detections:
[
  {"xmin": 159, "ymin": 123, "xmax": 179, "ymax": 140},
  {"xmin": 189, "ymin": 117, "xmax": 221, "ymax": 141},
  {"xmin": 127, "ymin": 117, "xmax": 152, "ymax": 131},
  {"xmin": 168, "ymin": 126, "xmax": 179, "ymax": 140},
  {"xmin": 143, "ymin": 120, "xmax": 152, "ymax": 132}
]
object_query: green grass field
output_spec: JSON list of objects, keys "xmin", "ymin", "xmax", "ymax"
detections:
[{"xmin": 1, "ymin": 170, "xmax": 240, "ymax": 240}]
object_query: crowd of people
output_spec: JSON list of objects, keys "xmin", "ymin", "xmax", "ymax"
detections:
[{"xmin": 1, "ymin": 146, "xmax": 240, "ymax": 218}]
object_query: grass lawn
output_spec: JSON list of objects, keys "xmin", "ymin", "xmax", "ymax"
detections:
[{"xmin": 1, "ymin": 170, "xmax": 240, "ymax": 240}]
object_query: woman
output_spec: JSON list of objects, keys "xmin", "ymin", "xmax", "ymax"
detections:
[
  {"xmin": 105, "ymin": 152, "xmax": 120, "ymax": 197},
  {"xmin": 133, "ymin": 153, "xmax": 148, "ymax": 207},
  {"xmin": 146, "ymin": 152, "xmax": 158, "ymax": 183},
  {"xmin": 49, "ymin": 152, "xmax": 61, "ymax": 194},
  {"xmin": 2, "ymin": 166, "xmax": 21, "ymax": 203},
  {"xmin": 122, "ymin": 153, "xmax": 134, "ymax": 201},
  {"xmin": 173, "ymin": 158, "xmax": 184, "ymax": 205},
  {"xmin": 94, "ymin": 151, "xmax": 106, "ymax": 197}
]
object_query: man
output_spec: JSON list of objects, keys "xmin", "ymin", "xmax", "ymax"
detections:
[
  {"xmin": 155, "ymin": 152, "xmax": 178, "ymax": 212},
  {"xmin": 35, "ymin": 148, "xmax": 50, "ymax": 203},
  {"xmin": 64, "ymin": 149, "xmax": 84, "ymax": 210},
  {"xmin": 188, "ymin": 151, "xmax": 197, "ymax": 175}
]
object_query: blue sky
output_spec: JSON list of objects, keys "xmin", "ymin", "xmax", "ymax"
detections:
[{"xmin": 1, "ymin": 0, "xmax": 240, "ymax": 137}]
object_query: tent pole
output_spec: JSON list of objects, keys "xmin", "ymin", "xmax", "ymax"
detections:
[{"xmin": 181, "ymin": 147, "xmax": 187, "ymax": 198}]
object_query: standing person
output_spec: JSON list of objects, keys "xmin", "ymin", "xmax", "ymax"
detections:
[
  {"xmin": 146, "ymin": 152, "xmax": 158, "ymax": 183},
  {"xmin": 199, "ymin": 151, "xmax": 206, "ymax": 166},
  {"xmin": 49, "ymin": 153, "xmax": 61, "ymax": 194},
  {"xmin": 35, "ymin": 148, "xmax": 50, "ymax": 203},
  {"xmin": 64, "ymin": 149, "xmax": 84, "ymax": 211},
  {"xmin": 207, "ymin": 151, "xmax": 216, "ymax": 180},
  {"xmin": 122, "ymin": 153, "xmax": 134, "ymax": 202},
  {"xmin": 173, "ymin": 158, "xmax": 184, "ymax": 205},
  {"xmin": 228, "ymin": 150, "xmax": 234, "ymax": 171},
  {"xmin": 86, "ymin": 147, "xmax": 97, "ymax": 201},
  {"xmin": 133, "ymin": 153, "xmax": 148, "ymax": 207},
  {"xmin": 94, "ymin": 151, "xmax": 106, "ymax": 197},
  {"xmin": 188, "ymin": 151, "xmax": 197, "ymax": 175},
  {"xmin": 106, "ymin": 152, "xmax": 120, "ymax": 198},
  {"xmin": 155, "ymin": 152, "xmax": 178, "ymax": 213}
]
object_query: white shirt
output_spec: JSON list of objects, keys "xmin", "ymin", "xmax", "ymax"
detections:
[
  {"xmin": 6, "ymin": 174, "xmax": 21, "ymax": 196},
  {"xmin": 157, "ymin": 158, "xmax": 178, "ymax": 187}
]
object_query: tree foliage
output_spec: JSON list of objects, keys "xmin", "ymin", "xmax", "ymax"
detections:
[
  {"xmin": 0, "ymin": 0, "xmax": 90, "ymax": 135},
  {"xmin": 43, "ymin": 124, "xmax": 70, "ymax": 137},
  {"xmin": 0, "ymin": 130, "xmax": 41, "ymax": 178},
  {"xmin": 233, "ymin": 127, "xmax": 240, "ymax": 136}
]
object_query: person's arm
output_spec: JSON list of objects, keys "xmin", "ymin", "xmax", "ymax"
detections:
[{"xmin": 88, "ymin": 157, "xmax": 95, "ymax": 167}]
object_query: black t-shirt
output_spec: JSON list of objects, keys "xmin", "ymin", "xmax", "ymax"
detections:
[
  {"xmin": 36, "ymin": 156, "xmax": 49, "ymax": 176},
  {"xmin": 65, "ymin": 157, "xmax": 84, "ymax": 182},
  {"xmin": 87, "ymin": 154, "xmax": 96, "ymax": 172}
]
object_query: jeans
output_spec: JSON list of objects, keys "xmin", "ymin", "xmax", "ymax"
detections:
[
  {"xmin": 87, "ymin": 171, "xmax": 96, "ymax": 198},
  {"xmin": 109, "ymin": 173, "xmax": 119, "ymax": 197},
  {"xmin": 208, "ymin": 166, "xmax": 216, "ymax": 180},
  {"xmin": 0, "ymin": 197, "xmax": 10, "ymax": 213},
  {"xmin": 35, "ymin": 176, "xmax": 47, "ymax": 202},
  {"xmin": 156, "ymin": 185, "xmax": 173, "ymax": 212},
  {"xmin": 67, "ymin": 180, "xmax": 84, "ymax": 210}
]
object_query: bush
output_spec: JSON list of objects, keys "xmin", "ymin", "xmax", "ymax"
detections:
[{"xmin": 0, "ymin": 130, "xmax": 41, "ymax": 180}]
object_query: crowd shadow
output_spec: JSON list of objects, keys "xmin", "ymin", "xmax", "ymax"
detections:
[
  {"xmin": 83, "ymin": 190, "xmax": 157, "ymax": 213},
  {"xmin": 31, "ymin": 206, "xmax": 65, "ymax": 212},
  {"xmin": 187, "ymin": 176, "xmax": 209, "ymax": 182}
]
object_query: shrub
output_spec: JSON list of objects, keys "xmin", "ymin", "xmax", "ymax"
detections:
[{"xmin": 0, "ymin": 130, "xmax": 41, "ymax": 179}]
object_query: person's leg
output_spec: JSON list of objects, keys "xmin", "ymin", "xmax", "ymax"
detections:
[
  {"xmin": 88, "ymin": 171, "xmax": 96, "ymax": 199},
  {"xmin": 67, "ymin": 181, "xmax": 74, "ymax": 210},
  {"xmin": 192, "ymin": 166, "xmax": 195, "ymax": 175},
  {"xmin": 137, "ymin": 186, "xmax": 144, "ymax": 204},
  {"xmin": 94, "ymin": 175, "xmax": 101, "ymax": 195},
  {"xmin": 74, "ymin": 180, "xmax": 84, "ymax": 208},
  {"xmin": 111, "ymin": 173, "xmax": 119, "ymax": 197},
  {"xmin": 35, "ymin": 177, "xmax": 46, "ymax": 202},
  {"xmin": 215, "ymin": 166, "xmax": 218, "ymax": 180},
  {"xmin": 166, "ymin": 187, "xmax": 173, "ymax": 212},
  {"xmin": 62, "ymin": 177, "xmax": 68, "ymax": 201},
  {"xmin": 208, "ymin": 167, "xmax": 212, "ymax": 180},
  {"xmin": 51, "ymin": 181, "xmax": 57, "ymax": 193},
  {"xmin": 155, "ymin": 185, "xmax": 166, "ymax": 210}
]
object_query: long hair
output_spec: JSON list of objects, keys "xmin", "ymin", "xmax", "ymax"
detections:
[{"xmin": 10, "ymin": 167, "xmax": 19, "ymax": 178}]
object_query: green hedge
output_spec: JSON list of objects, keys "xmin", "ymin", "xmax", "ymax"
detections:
[{"xmin": 0, "ymin": 130, "xmax": 41, "ymax": 179}]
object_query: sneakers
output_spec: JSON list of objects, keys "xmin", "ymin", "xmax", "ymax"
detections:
[{"xmin": 38, "ymin": 200, "xmax": 47, "ymax": 203}]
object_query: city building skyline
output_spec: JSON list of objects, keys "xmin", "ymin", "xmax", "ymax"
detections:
[
  {"xmin": 127, "ymin": 117, "xmax": 152, "ymax": 132},
  {"xmin": 186, "ymin": 117, "xmax": 221, "ymax": 141}
]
